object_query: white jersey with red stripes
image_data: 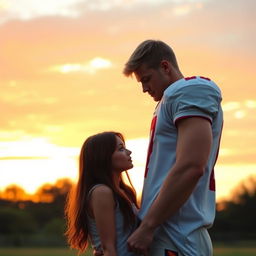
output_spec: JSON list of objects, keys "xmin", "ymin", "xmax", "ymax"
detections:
[{"xmin": 139, "ymin": 76, "xmax": 223, "ymax": 255}]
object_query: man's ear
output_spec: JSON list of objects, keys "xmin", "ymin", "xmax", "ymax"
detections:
[{"xmin": 160, "ymin": 60, "xmax": 171, "ymax": 73}]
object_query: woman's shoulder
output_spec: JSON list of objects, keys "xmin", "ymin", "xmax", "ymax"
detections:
[
  {"xmin": 90, "ymin": 184, "xmax": 113, "ymax": 196},
  {"xmin": 88, "ymin": 185, "xmax": 116, "ymax": 218},
  {"xmin": 89, "ymin": 184, "xmax": 115, "ymax": 204}
]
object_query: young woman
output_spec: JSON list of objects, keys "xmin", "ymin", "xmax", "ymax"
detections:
[{"xmin": 65, "ymin": 131, "xmax": 139, "ymax": 256}]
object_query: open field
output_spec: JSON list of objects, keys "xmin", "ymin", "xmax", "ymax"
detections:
[
  {"xmin": 0, "ymin": 244, "xmax": 256, "ymax": 256},
  {"xmin": 0, "ymin": 247, "xmax": 92, "ymax": 256},
  {"xmin": 214, "ymin": 247, "xmax": 256, "ymax": 256},
  {"xmin": 213, "ymin": 241, "xmax": 256, "ymax": 256}
]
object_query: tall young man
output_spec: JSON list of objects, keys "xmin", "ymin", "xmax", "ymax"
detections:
[{"xmin": 123, "ymin": 40, "xmax": 223, "ymax": 256}]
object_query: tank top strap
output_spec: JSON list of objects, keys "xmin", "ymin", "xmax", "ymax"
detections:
[
  {"xmin": 87, "ymin": 184, "xmax": 119, "ymax": 208},
  {"xmin": 87, "ymin": 184, "xmax": 106, "ymax": 199}
]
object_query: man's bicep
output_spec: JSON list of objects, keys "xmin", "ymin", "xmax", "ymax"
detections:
[{"xmin": 176, "ymin": 117, "xmax": 212, "ymax": 167}]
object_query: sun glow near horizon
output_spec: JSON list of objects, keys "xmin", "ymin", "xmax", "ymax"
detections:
[
  {"xmin": 0, "ymin": 138, "xmax": 79, "ymax": 194},
  {"xmin": 0, "ymin": 137, "xmax": 147, "ymax": 196},
  {"xmin": 0, "ymin": 137, "xmax": 255, "ymax": 202}
]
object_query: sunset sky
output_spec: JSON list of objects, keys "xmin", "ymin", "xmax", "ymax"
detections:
[{"xmin": 0, "ymin": 0, "xmax": 255, "ymax": 201}]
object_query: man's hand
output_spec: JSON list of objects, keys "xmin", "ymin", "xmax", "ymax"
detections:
[
  {"xmin": 127, "ymin": 223, "xmax": 155, "ymax": 256},
  {"xmin": 93, "ymin": 249, "xmax": 104, "ymax": 256}
]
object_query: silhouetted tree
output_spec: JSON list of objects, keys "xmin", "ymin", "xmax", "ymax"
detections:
[
  {"xmin": 0, "ymin": 207, "xmax": 37, "ymax": 234},
  {"xmin": 1, "ymin": 185, "xmax": 27, "ymax": 201},
  {"xmin": 35, "ymin": 178, "xmax": 72, "ymax": 203},
  {"xmin": 0, "ymin": 178, "xmax": 74, "ymax": 246},
  {"xmin": 210, "ymin": 175, "xmax": 256, "ymax": 241}
]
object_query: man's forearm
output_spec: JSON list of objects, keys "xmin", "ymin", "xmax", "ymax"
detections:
[{"xmin": 140, "ymin": 164, "xmax": 203, "ymax": 230}]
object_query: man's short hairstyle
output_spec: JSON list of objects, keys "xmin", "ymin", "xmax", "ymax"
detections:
[{"xmin": 123, "ymin": 39, "xmax": 179, "ymax": 76}]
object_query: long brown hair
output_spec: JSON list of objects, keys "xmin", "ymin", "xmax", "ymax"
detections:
[{"xmin": 65, "ymin": 131, "xmax": 138, "ymax": 254}]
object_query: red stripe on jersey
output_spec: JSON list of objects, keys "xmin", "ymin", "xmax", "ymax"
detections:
[
  {"xmin": 209, "ymin": 168, "xmax": 215, "ymax": 191},
  {"xmin": 200, "ymin": 76, "xmax": 211, "ymax": 81},
  {"xmin": 209, "ymin": 121, "xmax": 224, "ymax": 191},
  {"xmin": 165, "ymin": 249, "xmax": 178, "ymax": 256},
  {"xmin": 185, "ymin": 76, "xmax": 196, "ymax": 80},
  {"xmin": 144, "ymin": 115, "xmax": 157, "ymax": 178}
]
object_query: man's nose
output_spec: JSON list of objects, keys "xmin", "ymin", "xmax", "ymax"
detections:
[{"xmin": 142, "ymin": 84, "xmax": 148, "ymax": 93}]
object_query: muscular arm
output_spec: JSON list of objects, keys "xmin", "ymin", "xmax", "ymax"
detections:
[
  {"xmin": 127, "ymin": 117, "xmax": 213, "ymax": 254},
  {"xmin": 91, "ymin": 185, "xmax": 117, "ymax": 256}
]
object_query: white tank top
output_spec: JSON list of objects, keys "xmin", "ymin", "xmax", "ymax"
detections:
[{"xmin": 87, "ymin": 184, "xmax": 139, "ymax": 256}]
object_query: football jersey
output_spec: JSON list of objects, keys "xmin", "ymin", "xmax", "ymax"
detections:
[{"xmin": 139, "ymin": 76, "xmax": 223, "ymax": 254}]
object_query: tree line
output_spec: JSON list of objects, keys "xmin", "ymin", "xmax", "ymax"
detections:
[
  {"xmin": 0, "ymin": 179, "xmax": 71, "ymax": 247},
  {"xmin": 0, "ymin": 176, "xmax": 256, "ymax": 247},
  {"xmin": 209, "ymin": 176, "xmax": 256, "ymax": 241}
]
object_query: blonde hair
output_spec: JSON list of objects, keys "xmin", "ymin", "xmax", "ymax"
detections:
[{"xmin": 123, "ymin": 39, "xmax": 179, "ymax": 76}]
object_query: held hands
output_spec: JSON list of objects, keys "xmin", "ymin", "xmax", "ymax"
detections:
[
  {"xmin": 127, "ymin": 222, "xmax": 155, "ymax": 256},
  {"xmin": 93, "ymin": 224, "xmax": 155, "ymax": 256},
  {"xmin": 93, "ymin": 249, "xmax": 104, "ymax": 256}
]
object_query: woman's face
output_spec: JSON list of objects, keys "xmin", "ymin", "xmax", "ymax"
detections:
[{"xmin": 111, "ymin": 135, "xmax": 133, "ymax": 173}]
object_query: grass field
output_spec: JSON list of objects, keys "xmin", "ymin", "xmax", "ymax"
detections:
[
  {"xmin": 0, "ymin": 244, "xmax": 256, "ymax": 256},
  {"xmin": 0, "ymin": 247, "xmax": 92, "ymax": 256},
  {"xmin": 213, "ymin": 241, "xmax": 256, "ymax": 256}
]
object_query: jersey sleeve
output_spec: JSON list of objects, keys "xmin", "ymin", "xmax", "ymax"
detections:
[{"xmin": 167, "ymin": 84, "xmax": 222, "ymax": 125}]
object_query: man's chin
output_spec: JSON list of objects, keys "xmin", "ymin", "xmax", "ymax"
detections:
[{"xmin": 153, "ymin": 96, "xmax": 160, "ymax": 102}]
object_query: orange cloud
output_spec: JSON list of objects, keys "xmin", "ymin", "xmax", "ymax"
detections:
[
  {"xmin": 0, "ymin": 0, "xmax": 255, "ymax": 198},
  {"xmin": 48, "ymin": 57, "xmax": 113, "ymax": 74}
]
